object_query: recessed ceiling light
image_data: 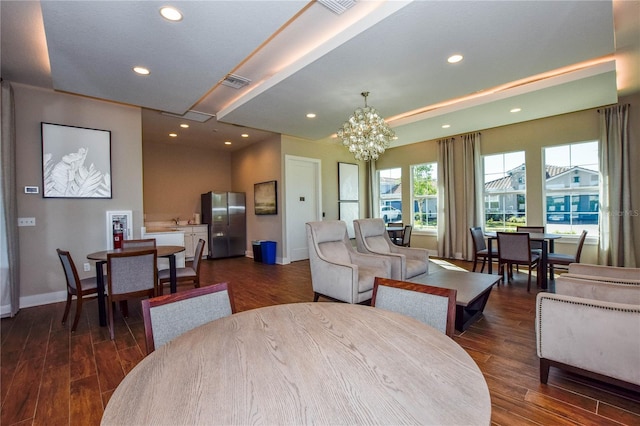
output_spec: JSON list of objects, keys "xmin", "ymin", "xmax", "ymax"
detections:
[
  {"xmin": 306, "ymin": 113, "xmax": 316, "ymax": 118},
  {"xmin": 169, "ymin": 133, "xmax": 177, "ymax": 137},
  {"xmin": 442, "ymin": 124, "xmax": 451, "ymax": 129},
  {"xmin": 160, "ymin": 7, "xmax": 183, "ymax": 21},
  {"xmin": 133, "ymin": 66, "xmax": 150, "ymax": 75},
  {"xmin": 447, "ymin": 54, "xmax": 463, "ymax": 64},
  {"xmin": 224, "ymin": 141, "xmax": 232, "ymax": 145},
  {"xmin": 510, "ymin": 108, "xmax": 522, "ymax": 113},
  {"xmin": 180, "ymin": 123, "xmax": 189, "ymax": 128},
  {"xmin": 241, "ymin": 134, "xmax": 249, "ymax": 138}
]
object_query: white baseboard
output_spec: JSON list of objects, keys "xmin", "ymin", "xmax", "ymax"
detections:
[{"xmin": 1, "ymin": 290, "xmax": 68, "ymax": 317}]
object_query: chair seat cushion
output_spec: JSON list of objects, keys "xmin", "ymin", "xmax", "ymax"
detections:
[
  {"xmin": 476, "ymin": 248, "xmax": 498, "ymax": 256},
  {"xmin": 358, "ymin": 265, "xmax": 388, "ymax": 293},
  {"xmin": 158, "ymin": 267, "xmax": 196, "ymax": 280},
  {"xmin": 405, "ymin": 259, "xmax": 428, "ymax": 279},
  {"xmin": 547, "ymin": 253, "xmax": 576, "ymax": 265}
]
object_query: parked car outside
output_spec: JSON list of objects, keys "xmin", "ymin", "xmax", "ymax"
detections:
[{"xmin": 380, "ymin": 206, "xmax": 401, "ymax": 223}]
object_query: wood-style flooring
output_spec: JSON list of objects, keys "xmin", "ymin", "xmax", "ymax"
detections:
[{"xmin": 1, "ymin": 256, "xmax": 639, "ymax": 425}]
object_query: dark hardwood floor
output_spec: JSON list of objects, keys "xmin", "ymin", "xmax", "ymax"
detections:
[{"xmin": 1, "ymin": 256, "xmax": 639, "ymax": 425}]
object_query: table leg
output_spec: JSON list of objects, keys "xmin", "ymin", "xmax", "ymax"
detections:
[
  {"xmin": 548, "ymin": 240, "xmax": 555, "ymax": 281},
  {"xmin": 169, "ymin": 254, "xmax": 177, "ymax": 293},
  {"xmin": 488, "ymin": 238, "xmax": 494, "ymax": 274},
  {"xmin": 96, "ymin": 261, "xmax": 107, "ymax": 326},
  {"xmin": 540, "ymin": 240, "xmax": 549, "ymax": 290}
]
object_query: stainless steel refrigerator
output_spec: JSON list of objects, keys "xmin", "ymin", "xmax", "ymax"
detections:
[{"xmin": 201, "ymin": 191, "xmax": 246, "ymax": 258}]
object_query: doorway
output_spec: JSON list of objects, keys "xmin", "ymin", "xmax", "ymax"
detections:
[{"xmin": 284, "ymin": 155, "xmax": 321, "ymax": 263}]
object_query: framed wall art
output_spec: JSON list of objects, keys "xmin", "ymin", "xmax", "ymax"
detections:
[
  {"xmin": 41, "ymin": 122, "xmax": 112, "ymax": 198},
  {"xmin": 338, "ymin": 162, "xmax": 359, "ymax": 201},
  {"xmin": 254, "ymin": 180, "xmax": 277, "ymax": 215}
]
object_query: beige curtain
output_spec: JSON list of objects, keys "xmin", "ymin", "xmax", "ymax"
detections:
[
  {"xmin": 437, "ymin": 138, "xmax": 456, "ymax": 258},
  {"xmin": 461, "ymin": 132, "xmax": 482, "ymax": 260},
  {"xmin": 598, "ymin": 104, "xmax": 636, "ymax": 267},
  {"xmin": 1, "ymin": 80, "xmax": 20, "ymax": 317},
  {"xmin": 367, "ymin": 160, "xmax": 376, "ymax": 218}
]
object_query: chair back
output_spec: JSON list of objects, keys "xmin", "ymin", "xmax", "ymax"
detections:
[
  {"xmin": 401, "ymin": 225, "xmax": 412, "ymax": 246},
  {"xmin": 353, "ymin": 218, "xmax": 393, "ymax": 253},
  {"xmin": 192, "ymin": 238, "xmax": 206, "ymax": 270},
  {"xmin": 372, "ymin": 277, "xmax": 457, "ymax": 337},
  {"xmin": 497, "ymin": 232, "xmax": 532, "ymax": 263},
  {"xmin": 516, "ymin": 226, "xmax": 544, "ymax": 234},
  {"xmin": 574, "ymin": 230, "xmax": 588, "ymax": 262},
  {"xmin": 107, "ymin": 249, "xmax": 158, "ymax": 296},
  {"xmin": 469, "ymin": 227, "xmax": 487, "ymax": 252},
  {"xmin": 122, "ymin": 238, "xmax": 156, "ymax": 249},
  {"xmin": 142, "ymin": 282, "xmax": 235, "ymax": 353},
  {"xmin": 306, "ymin": 220, "xmax": 353, "ymax": 263},
  {"xmin": 57, "ymin": 249, "xmax": 80, "ymax": 293}
]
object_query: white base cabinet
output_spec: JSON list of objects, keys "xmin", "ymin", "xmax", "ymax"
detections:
[{"xmin": 175, "ymin": 225, "xmax": 208, "ymax": 260}]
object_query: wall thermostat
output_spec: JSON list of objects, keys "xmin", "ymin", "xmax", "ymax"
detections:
[{"xmin": 24, "ymin": 186, "xmax": 39, "ymax": 194}]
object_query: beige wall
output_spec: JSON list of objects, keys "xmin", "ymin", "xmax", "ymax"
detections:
[
  {"xmin": 142, "ymin": 141, "xmax": 231, "ymax": 223},
  {"xmin": 13, "ymin": 83, "xmax": 143, "ymax": 305}
]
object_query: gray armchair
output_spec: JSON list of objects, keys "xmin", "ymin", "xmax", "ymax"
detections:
[
  {"xmin": 353, "ymin": 218, "xmax": 428, "ymax": 280},
  {"xmin": 536, "ymin": 264, "xmax": 640, "ymax": 392},
  {"xmin": 306, "ymin": 220, "xmax": 392, "ymax": 304}
]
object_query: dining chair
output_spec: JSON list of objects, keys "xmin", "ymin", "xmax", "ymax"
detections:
[
  {"xmin": 516, "ymin": 226, "xmax": 544, "ymax": 249},
  {"xmin": 372, "ymin": 277, "xmax": 457, "ymax": 337},
  {"xmin": 469, "ymin": 227, "xmax": 498, "ymax": 273},
  {"xmin": 547, "ymin": 230, "xmax": 587, "ymax": 274},
  {"xmin": 57, "ymin": 249, "xmax": 100, "ymax": 332},
  {"xmin": 497, "ymin": 232, "xmax": 541, "ymax": 292},
  {"xmin": 141, "ymin": 282, "xmax": 235, "ymax": 354},
  {"xmin": 400, "ymin": 225, "xmax": 413, "ymax": 247},
  {"xmin": 157, "ymin": 238, "xmax": 205, "ymax": 295},
  {"xmin": 107, "ymin": 248, "xmax": 158, "ymax": 340},
  {"xmin": 121, "ymin": 238, "xmax": 156, "ymax": 249}
]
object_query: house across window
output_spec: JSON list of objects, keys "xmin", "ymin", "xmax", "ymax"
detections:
[
  {"xmin": 378, "ymin": 168, "xmax": 402, "ymax": 223},
  {"xmin": 483, "ymin": 151, "xmax": 526, "ymax": 232}
]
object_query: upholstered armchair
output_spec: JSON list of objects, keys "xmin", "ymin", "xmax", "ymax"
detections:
[
  {"xmin": 536, "ymin": 264, "xmax": 640, "ymax": 392},
  {"xmin": 306, "ymin": 220, "xmax": 392, "ymax": 304},
  {"xmin": 353, "ymin": 218, "xmax": 428, "ymax": 280}
]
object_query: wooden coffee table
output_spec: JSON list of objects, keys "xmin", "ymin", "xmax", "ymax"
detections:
[{"xmin": 408, "ymin": 269, "xmax": 499, "ymax": 331}]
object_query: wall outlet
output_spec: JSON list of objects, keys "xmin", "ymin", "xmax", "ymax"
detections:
[
  {"xmin": 83, "ymin": 262, "xmax": 91, "ymax": 272},
  {"xmin": 18, "ymin": 217, "xmax": 36, "ymax": 227}
]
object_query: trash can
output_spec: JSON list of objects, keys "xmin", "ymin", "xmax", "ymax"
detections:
[
  {"xmin": 252, "ymin": 240, "xmax": 263, "ymax": 262},
  {"xmin": 261, "ymin": 241, "xmax": 276, "ymax": 265}
]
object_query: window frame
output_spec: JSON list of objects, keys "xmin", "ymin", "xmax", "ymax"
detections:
[{"xmin": 410, "ymin": 162, "xmax": 438, "ymax": 233}]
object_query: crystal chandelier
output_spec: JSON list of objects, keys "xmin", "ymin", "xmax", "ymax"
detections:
[{"xmin": 337, "ymin": 92, "xmax": 396, "ymax": 161}]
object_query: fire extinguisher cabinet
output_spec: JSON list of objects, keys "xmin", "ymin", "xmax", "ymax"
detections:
[{"xmin": 106, "ymin": 210, "xmax": 133, "ymax": 250}]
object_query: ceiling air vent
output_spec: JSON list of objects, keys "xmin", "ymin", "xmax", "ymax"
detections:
[
  {"xmin": 161, "ymin": 110, "xmax": 215, "ymax": 123},
  {"xmin": 221, "ymin": 74, "xmax": 251, "ymax": 89},
  {"xmin": 318, "ymin": 0, "xmax": 356, "ymax": 15}
]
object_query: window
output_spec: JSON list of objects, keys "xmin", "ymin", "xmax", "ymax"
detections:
[
  {"xmin": 544, "ymin": 141, "xmax": 599, "ymax": 236},
  {"xmin": 483, "ymin": 151, "xmax": 526, "ymax": 231},
  {"xmin": 411, "ymin": 163, "xmax": 437, "ymax": 231},
  {"xmin": 378, "ymin": 168, "xmax": 402, "ymax": 223}
]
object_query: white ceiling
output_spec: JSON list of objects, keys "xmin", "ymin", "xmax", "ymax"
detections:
[{"xmin": 2, "ymin": 0, "xmax": 638, "ymax": 152}]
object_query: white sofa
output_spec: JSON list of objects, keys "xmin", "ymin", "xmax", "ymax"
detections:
[{"xmin": 535, "ymin": 263, "xmax": 640, "ymax": 392}]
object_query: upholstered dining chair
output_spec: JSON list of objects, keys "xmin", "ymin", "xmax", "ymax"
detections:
[
  {"xmin": 469, "ymin": 227, "xmax": 498, "ymax": 273},
  {"xmin": 400, "ymin": 225, "xmax": 413, "ymax": 247},
  {"xmin": 516, "ymin": 226, "xmax": 544, "ymax": 249},
  {"xmin": 57, "ymin": 249, "xmax": 100, "ymax": 332},
  {"xmin": 546, "ymin": 230, "xmax": 587, "ymax": 274},
  {"xmin": 306, "ymin": 220, "xmax": 392, "ymax": 304},
  {"xmin": 141, "ymin": 282, "xmax": 235, "ymax": 354},
  {"xmin": 121, "ymin": 238, "xmax": 156, "ymax": 249},
  {"xmin": 353, "ymin": 218, "xmax": 428, "ymax": 280},
  {"xmin": 497, "ymin": 232, "xmax": 541, "ymax": 292},
  {"xmin": 372, "ymin": 277, "xmax": 457, "ymax": 337},
  {"xmin": 107, "ymin": 249, "xmax": 158, "ymax": 340},
  {"xmin": 157, "ymin": 238, "xmax": 205, "ymax": 295}
]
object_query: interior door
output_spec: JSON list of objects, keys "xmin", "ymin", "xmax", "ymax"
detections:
[{"xmin": 285, "ymin": 155, "xmax": 321, "ymax": 262}]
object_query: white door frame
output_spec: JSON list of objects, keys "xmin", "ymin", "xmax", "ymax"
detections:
[{"xmin": 283, "ymin": 155, "xmax": 322, "ymax": 264}]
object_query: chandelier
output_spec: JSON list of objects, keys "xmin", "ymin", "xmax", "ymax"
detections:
[{"xmin": 337, "ymin": 92, "xmax": 396, "ymax": 161}]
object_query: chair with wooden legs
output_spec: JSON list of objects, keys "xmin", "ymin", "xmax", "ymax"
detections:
[
  {"xmin": 546, "ymin": 230, "xmax": 588, "ymax": 275},
  {"xmin": 121, "ymin": 238, "xmax": 156, "ymax": 249},
  {"xmin": 106, "ymin": 249, "xmax": 158, "ymax": 340},
  {"xmin": 469, "ymin": 227, "xmax": 498, "ymax": 273},
  {"xmin": 372, "ymin": 277, "xmax": 457, "ymax": 337},
  {"xmin": 157, "ymin": 238, "xmax": 205, "ymax": 295},
  {"xmin": 497, "ymin": 232, "xmax": 541, "ymax": 292},
  {"xmin": 57, "ymin": 249, "xmax": 100, "ymax": 332}
]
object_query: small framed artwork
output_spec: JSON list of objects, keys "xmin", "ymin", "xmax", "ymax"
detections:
[
  {"xmin": 254, "ymin": 180, "xmax": 277, "ymax": 215},
  {"xmin": 339, "ymin": 202, "xmax": 359, "ymax": 239},
  {"xmin": 41, "ymin": 122, "xmax": 112, "ymax": 198},
  {"xmin": 338, "ymin": 162, "xmax": 359, "ymax": 201}
]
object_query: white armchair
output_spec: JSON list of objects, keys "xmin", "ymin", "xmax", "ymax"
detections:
[
  {"xmin": 536, "ymin": 264, "xmax": 640, "ymax": 392},
  {"xmin": 306, "ymin": 220, "xmax": 392, "ymax": 304},
  {"xmin": 353, "ymin": 218, "xmax": 428, "ymax": 280}
]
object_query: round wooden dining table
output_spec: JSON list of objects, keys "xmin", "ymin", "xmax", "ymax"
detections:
[
  {"xmin": 101, "ymin": 302, "xmax": 491, "ymax": 425},
  {"xmin": 87, "ymin": 245, "xmax": 185, "ymax": 327}
]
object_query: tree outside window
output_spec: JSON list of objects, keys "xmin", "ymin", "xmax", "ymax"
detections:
[{"xmin": 411, "ymin": 163, "xmax": 437, "ymax": 231}]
